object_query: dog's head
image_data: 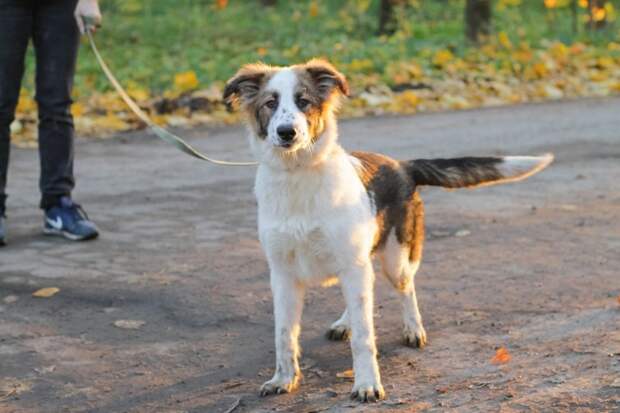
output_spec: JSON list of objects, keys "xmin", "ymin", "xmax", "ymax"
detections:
[{"xmin": 224, "ymin": 59, "xmax": 349, "ymax": 164}]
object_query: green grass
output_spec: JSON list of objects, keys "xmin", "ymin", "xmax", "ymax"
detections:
[{"xmin": 21, "ymin": 0, "xmax": 620, "ymax": 95}]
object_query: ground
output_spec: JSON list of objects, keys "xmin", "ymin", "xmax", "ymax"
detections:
[{"xmin": 1, "ymin": 98, "xmax": 619, "ymax": 413}]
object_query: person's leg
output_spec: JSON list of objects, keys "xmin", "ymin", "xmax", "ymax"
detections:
[
  {"xmin": 0, "ymin": 0, "xmax": 33, "ymax": 217},
  {"xmin": 34, "ymin": 0, "xmax": 97, "ymax": 241},
  {"xmin": 32, "ymin": 0, "xmax": 79, "ymax": 210}
]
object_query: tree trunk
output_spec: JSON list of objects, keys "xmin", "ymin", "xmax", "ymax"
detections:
[
  {"xmin": 378, "ymin": 0, "xmax": 405, "ymax": 35},
  {"xmin": 465, "ymin": 0, "xmax": 492, "ymax": 43}
]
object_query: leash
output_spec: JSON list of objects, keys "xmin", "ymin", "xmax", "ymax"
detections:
[{"xmin": 84, "ymin": 21, "xmax": 257, "ymax": 167}]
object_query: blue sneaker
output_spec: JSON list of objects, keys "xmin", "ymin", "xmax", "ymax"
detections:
[
  {"xmin": 0, "ymin": 216, "xmax": 5, "ymax": 246},
  {"xmin": 43, "ymin": 197, "xmax": 99, "ymax": 241}
]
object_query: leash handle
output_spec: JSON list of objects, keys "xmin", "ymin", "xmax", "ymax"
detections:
[
  {"xmin": 82, "ymin": 16, "xmax": 99, "ymax": 33},
  {"xmin": 85, "ymin": 29, "xmax": 257, "ymax": 167}
]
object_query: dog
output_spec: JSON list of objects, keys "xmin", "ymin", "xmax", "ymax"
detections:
[{"xmin": 223, "ymin": 59, "xmax": 553, "ymax": 402}]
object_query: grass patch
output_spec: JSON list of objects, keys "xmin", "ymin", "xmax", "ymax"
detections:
[{"xmin": 19, "ymin": 0, "xmax": 620, "ymax": 93}]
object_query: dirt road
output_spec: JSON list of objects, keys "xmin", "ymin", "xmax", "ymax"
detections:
[{"xmin": 1, "ymin": 98, "xmax": 619, "ymax": 412}]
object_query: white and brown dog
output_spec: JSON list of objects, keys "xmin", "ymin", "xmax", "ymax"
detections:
[{"xmin": 223, "ymin": 59, "xmax": 553, "ymax": 402}]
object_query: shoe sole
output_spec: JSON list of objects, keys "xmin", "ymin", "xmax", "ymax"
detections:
[{"xmin": 43, "ymin": 227, "xmax": 99, "ymax": 241}]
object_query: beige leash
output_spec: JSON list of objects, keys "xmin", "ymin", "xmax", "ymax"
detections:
[{"xmin": 85, "ymin": 24, "xmax": 257, "ymax": 167}]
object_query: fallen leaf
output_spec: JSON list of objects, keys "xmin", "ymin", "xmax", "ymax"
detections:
[
  {"xmin": 174, "ymin": 71, "xmax": 199, "ymax": 93},
  {"xmin": 432, "ymin": 49, "xmax": 454, "ymax": 67},
  {"xmin": 309, "ymin": 1, "xmax": 319, "ymax": 17},
  {"xmin": 454, "ymin": 229, "xmax": 471, "ymax": 237},
  {"xmin": 491, "ymin": 347, "xmax": 512, "ymax": 364},
  {"xmin": 3, "ymin": 295, "xmax": 18, "ymax": 304},
  {"xmin": 113, "ymin": 319, "xmax": 145, "ymax": 330},
  {"xmin": 336, "ymin": 369, "xmax": 354, "ymax": 379},
  {"xmin": 32, "ymin": 288, "xmax": 60, "ymax": 298}
]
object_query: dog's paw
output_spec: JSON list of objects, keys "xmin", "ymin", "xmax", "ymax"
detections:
[
  {"xmin": 350, "ymin": 382, "xmax": 385, "ymax": 403},
  {"xmin": 259, "ymin": 375, "xmax": 299, "ymax": 397},
  {"xmin": 403, "ymin": 325, "xmax": 427, "ymax": 348},
  {"xmin": 326, "ymin": 325, "xmax": 351, "ymax": 341}
]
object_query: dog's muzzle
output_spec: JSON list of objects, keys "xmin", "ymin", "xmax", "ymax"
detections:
[{"xmin": 276, "ymin": 124, "xmax": 297, "ymax": 148}]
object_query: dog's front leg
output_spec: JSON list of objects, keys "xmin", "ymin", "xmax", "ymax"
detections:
[
  {"xmin": 340, "ymin": 262, "xmax": 385, "ymax": 402},
  {"xmin": 260, "ymin": 269, "xmax": 305, "ymax": 396}
]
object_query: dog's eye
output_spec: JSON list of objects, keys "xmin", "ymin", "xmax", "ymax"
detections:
[
  {"xmin": 265, "ymin": 99, "xmax": 277, "ymax": 109},
  {"xmin": 297, "ymin": 98, "xmax": 311, "ymax": 109}
]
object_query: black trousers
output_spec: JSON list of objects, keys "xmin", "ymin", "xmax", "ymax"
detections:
[{"xmin": 0, "ymin": 0, "xmax": 79, "ymax": 215}]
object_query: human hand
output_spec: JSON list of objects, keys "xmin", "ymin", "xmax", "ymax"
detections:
[{"xmin": 75, "ymin": 0, "xmax": 102, "ymax": 34}]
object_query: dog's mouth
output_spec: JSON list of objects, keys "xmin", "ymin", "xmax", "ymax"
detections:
[{"xmin": 275, "ymin": 140, "xmax": 302, "ymax": 152}]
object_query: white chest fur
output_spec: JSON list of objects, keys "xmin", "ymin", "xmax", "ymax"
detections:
[{"xmin": 255, "ymin": 148, "xmax": 376, "ymax": 284}]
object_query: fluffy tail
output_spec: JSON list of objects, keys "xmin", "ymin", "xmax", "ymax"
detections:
[{"xmin": 404, "ymin": 153, "xmax": 553, "ymax": 188}]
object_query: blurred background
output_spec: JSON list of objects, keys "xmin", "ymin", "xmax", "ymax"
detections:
[{"xmin": 12, "ymin": 0, "xmax": 620, "ymax": 145}]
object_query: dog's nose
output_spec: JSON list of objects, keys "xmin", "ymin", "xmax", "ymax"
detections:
[{"xmin": 277, "ymin": 124, "xmax": 297, "ymax": 143}]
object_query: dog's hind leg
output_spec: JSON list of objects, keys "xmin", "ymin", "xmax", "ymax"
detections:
[
  {"xmin": 398, "ymin": 261, "xmax": 426, "ymax": 348},
  {"xmin": 379, "ymin": 227, "xmax": 427, "ymax": 348},
  {"xmin": 326, "ymin": 309, "xmax": 350, "ymax": 341}
]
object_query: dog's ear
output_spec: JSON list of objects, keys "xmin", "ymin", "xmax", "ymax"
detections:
[
  {"xmin": 223, "ymin": 63, "xmax": 271, "ymax": 109},
  {"xmin": 304, "ymin": 58, "xmax": 350, "ymax": 99}
]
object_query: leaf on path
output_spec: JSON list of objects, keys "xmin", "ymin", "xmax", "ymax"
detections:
[
  {"xmin": 113, "ymin": 319, "xmax": 146, "ymax": 330},
  {"xmin": 491, "ymin": 347, "xmax": 512, "ymax": 364},
  {"xmin": 0, "ymin": 379, "xmax": 32, "ymax": 401},
  {"xmin": 616, "ymin": 295, "xmax": 620, "ymax": 305},
  {"xmin": 454, "ymin": 229, "xmax": 471, "ymax": 237},
  {"xmin": 3, "ymin": 295, "xmax": 18, "ymax": 304},
  {"xmin": 336, "ymin": 369, "xmax": 354, "ymax": 379},
  {"xmin": 32, "ymin": 287, "xmax": 60, "ymax": 298},
  {"xmin": 174, "ymin": 71, "xmax": 199, "ymax": 93}
]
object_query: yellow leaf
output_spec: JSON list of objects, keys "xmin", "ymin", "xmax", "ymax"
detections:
[
  {"xmin": 174, "ymin": 71, "xmax": 199, "ymax": 93},
  {"xmin": 16, "ymin": 90, "xmax": 36, "ymax": 115},
  {"xmin": 93, "ymin": 114, "xmax": 129, "ymax": 131},
  {"xmin": 605, "ymin": 3, "xmax": 616, "ymax": 22},
  {"xmin": 393, "ymin": 91, "xmax": 420, "ymax": 112},
  {"xmin": 127, "ymin": 87, "xmax": 150, "ymax": 102},
  {"xmin": 498, "ymin": 31, "xmax": 512, "ymax": 49},
  {"xmin": 32, "ymin": 287, "xmax": 60, "ymax": 298},
  {"xmin": 491, "ymin": 347, "xmax": 511, "ymax": 364},
  {"xmin": 257, "ymin": 47, "xmax": 268, "ymax": 57},
  {"xmin": 593, "ymin": 6, "xmax": 606, "ymax": 22},
  {"xmin": 71, "ymin": 102, "xmax": 85, "ymax": 117},
  {"xmin": 336, "ymin": 369, "xmax": 354, "ymax": 379},
  {"xmin": 550, "ymin": 42, "xmax": 568, "ymax": 59},
  {"xmin": 309, "ymin": 1, "xmax": 319, "ymax": 17},
  {"xmin": 432, "ymin": 49, "xmax": 454, "ymax": 68},
  {"xmin": 596, "ymin": 56, "xmax": 615, "ymax": 69},
  {"xmin": 216, "ymin": 0, "xmax": 228, "ymax": 9},
  {"xmin": 544, "ymin": 0, "xmax": 557, "ymax": 8}
]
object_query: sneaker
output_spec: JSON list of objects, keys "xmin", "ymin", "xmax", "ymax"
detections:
[
  {"xmin": 0, "ymin": 216, "xmax": 5, "ymax": 246},
  {"xmin": 43, "ymin": 196, "xmax": 99, "ymax": 241}
]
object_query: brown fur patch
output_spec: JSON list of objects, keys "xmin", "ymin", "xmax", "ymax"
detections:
[
  {"xmin": 352, "ymin": 151, "xmax": 424, "ymax": 262},
  {"xmin": 293, "ymin": 60, "xmax": 349, "ymax": 142},
  {"xmin": 224, "ymin": 63, "xmax": 278, "ymax": 139}
]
